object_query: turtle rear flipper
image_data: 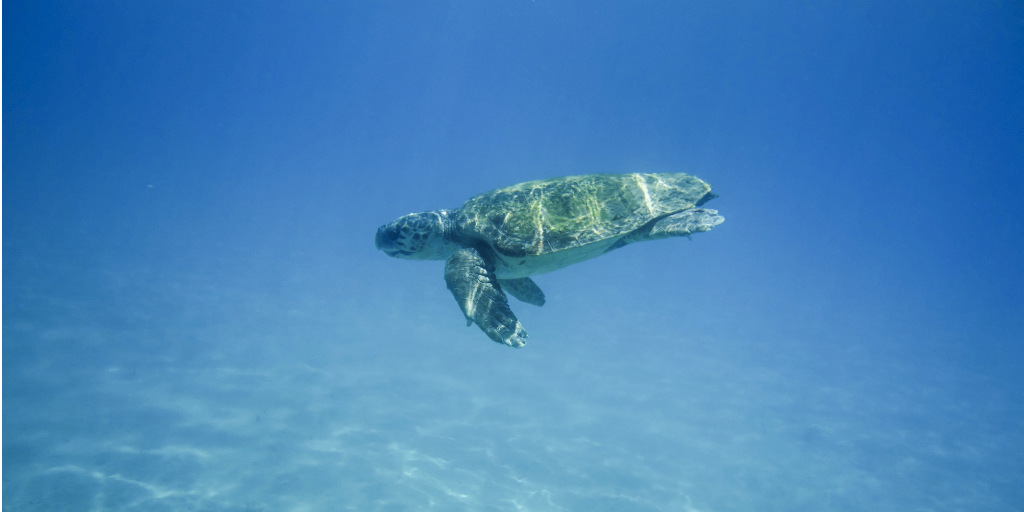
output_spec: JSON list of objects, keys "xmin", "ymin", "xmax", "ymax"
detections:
[
  {"xmin": 648, "ymin": 208, "xmax": 724, "ymax": 239},
  {"xmin": 615, "ymin": 208, "xmax": 725, "ymax": 249},
  {"xmin": 444, "ymin": 248, "xmax": 528, "ymax": 348},
  {"xmin": 498, "ymin": 278, "xmax": 546, "ymax": 306}
]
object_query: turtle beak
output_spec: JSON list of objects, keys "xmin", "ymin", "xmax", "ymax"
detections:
[{"xmin": 375, "ymin": 224, "xmax": 402, "ymax": 255}]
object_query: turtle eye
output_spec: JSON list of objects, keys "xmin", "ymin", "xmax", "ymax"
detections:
[{"xmin": 383, "ymin": 227, "xmax": 400, "ymax": 243}]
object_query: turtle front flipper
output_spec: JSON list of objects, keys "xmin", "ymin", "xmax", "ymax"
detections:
[
  {"xmin": 497, "ymin": 278, "xmax": 546, "ymax": 306},
  {"xmin": 444, "ymin": 248, "xmax": 529, "ymax": 348}
]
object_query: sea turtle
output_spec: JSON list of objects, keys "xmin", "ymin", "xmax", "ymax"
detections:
[{"xmin": 375, "ymin": 172, "xmax": 724, "ymax": 348}]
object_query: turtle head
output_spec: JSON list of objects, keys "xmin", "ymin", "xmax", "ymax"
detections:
[{"xmin": 375, "ymin": 210, "xmax": 458, "ymax": 260}]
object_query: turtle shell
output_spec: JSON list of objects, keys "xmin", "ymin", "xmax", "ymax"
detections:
[{"xmin": 455, "ymin": 173, "xmax": 714, "ymax": 258}]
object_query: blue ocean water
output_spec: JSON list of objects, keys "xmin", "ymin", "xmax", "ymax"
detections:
[{"xmin": 4, "ymin": 1, "xmax": 1023, "ymax": 510}]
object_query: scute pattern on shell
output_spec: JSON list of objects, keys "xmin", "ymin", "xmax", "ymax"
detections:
[{"xmin": 455, "ymin": 173, "xmax": 713, "ymax": 257}]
